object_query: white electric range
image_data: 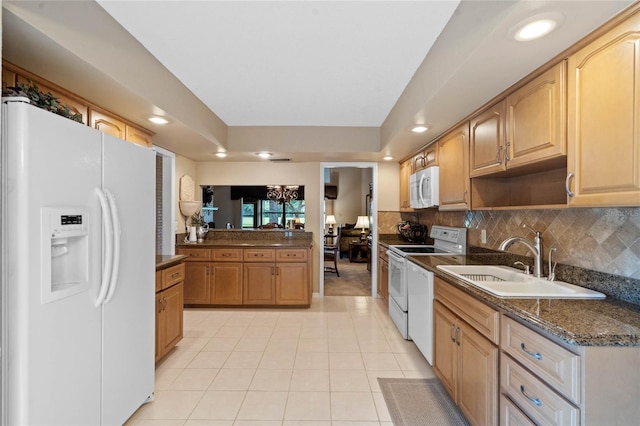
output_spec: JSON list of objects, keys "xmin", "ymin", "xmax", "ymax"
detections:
[{"xmin": 387, "ymin": 226, "xmax": 467, "ymax": 363}]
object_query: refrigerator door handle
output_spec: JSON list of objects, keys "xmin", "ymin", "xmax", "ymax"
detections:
[
  {"xmin": 95, "ymin": 187, "xmax": 114, "ymax": 306},
  {"xmin": 104, "ymin": 189, "xmax": 121, "ymax": 304}
]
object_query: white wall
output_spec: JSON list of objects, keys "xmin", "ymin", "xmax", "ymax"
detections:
[{"xmin": 377, "ymin": 161, "xmax": 400, "ymax": 211}]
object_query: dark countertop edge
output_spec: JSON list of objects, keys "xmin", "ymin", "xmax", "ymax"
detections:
[
  {"xmin": 176, "ymin": 241, "xmax": 313, "ymax": 248},
  {"xmin": 408, "ymin": 256, "xmax": 640, "ymax": 348},
  {"xmin": 156, "ymin": 254, "xmax": 187, "ymax": 270}
]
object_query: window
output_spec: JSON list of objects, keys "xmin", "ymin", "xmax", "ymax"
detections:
[{"xmin": 241, "ymin": 199, "xmax": 305, "ymax": 228}]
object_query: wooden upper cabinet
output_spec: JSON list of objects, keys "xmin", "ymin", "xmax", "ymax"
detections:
[
  {"xmin": 125, "ymin": 125, "xmax": 153, "ymax": 147},
  {"xmin": 89, "ymin": 108, "xmax": 126, "ymax": 140},
  {"xmin": 470, "ymin": 100, "xmax": 507, "ymax": 177},
  {"xmin": 567, "ymin": 10, "xmax": 640, "ymax": 206},
  {"xmin": 412, "ymin": 143, "xmax": 438, "ymax": 171},
  {"xmin": 438, "ymin": 122, "xmax": 470, "ymax": 210},
  {"xmin": 399, "ymin": 158, "xmax": 413, "ymax": 211},
  {"xmin": 506, "ymin": 62, "xmax": 566, "ymax": 169},
  {"xmin": 3, "ymin": 61, "xmax": 153, "ymax": 145}
]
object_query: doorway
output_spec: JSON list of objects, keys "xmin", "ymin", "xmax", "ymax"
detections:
[{"xmin": 319, "ymin": 162, "xmax": 377, "ymax": 298}]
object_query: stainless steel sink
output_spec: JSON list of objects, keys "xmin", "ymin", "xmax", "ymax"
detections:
[{"xmin": 436, "ymin": 265, "xmax": 606, "ymax": 299}]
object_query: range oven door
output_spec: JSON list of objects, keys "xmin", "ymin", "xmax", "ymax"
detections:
[{"xmin": 387, "ymin": 250, "xmax": 407, "ymax": 311}]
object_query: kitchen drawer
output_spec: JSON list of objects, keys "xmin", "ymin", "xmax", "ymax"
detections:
[
  {"xmin": 155, "ymin": 270, "xmax": 162, "ymax": 293},
  {"xmin": 501, "ymin": 354, "xmax": 579, "ymax": 426},
  {"xmin": 161, "ymin": 263, "xmax": 185, "ymax": 290},
  {"xmin": 243, "ymin": 248, "xmax": 276, "ymax": 262},
  {"xmin": 178, "ymin": 248, "xmax": 211, "ymax": 262},
  {"xmin": 212, "ymin": 248, "xmax": 243, "ymax": 262},
  {"xmin": 501, "ymin": 316, "xmax": 580, "ymax": 404},
  {"xmin": 276, "ymin": 248, "xmax": 308, "ymax": 262},
  {"xmin": 434, "ymin": 277, "xmax": 499, "ymax": 344},
  {"xmin": 500, "ymin": 394, "xmax": 536, "ymax": 426}
]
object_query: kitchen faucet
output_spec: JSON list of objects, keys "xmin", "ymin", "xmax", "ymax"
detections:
[{"xmin": 498, "ymin": 224, "xmax": 544, "ymax": 278}]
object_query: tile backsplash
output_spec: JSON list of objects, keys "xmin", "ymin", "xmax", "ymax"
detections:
[{"xmin": 378, "ymin": 207, "xmax": 640, "ymax": 279}]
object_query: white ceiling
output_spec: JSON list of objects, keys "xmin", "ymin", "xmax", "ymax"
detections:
[
  {"xmin": 2, "ymin": 1, "xmax": 635, "ymax": 162},
  {"xmin": 97, "ymin": 1, "xmax": 459, "ymax": 127}
]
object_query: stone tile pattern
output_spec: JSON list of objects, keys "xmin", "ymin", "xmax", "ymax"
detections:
[{"xmin": 379, "ymin": 208, "xmax": 640, "ymax": 279}]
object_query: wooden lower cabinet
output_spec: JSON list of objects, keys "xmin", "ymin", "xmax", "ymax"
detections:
[
  {"xmin": 377, "ymin": 246, "xmax": 388, "ymax": 303},
  {"xmin": 183, "ymin": 262, "xmax": 210, "ymax": 304},
  {"xmin": 156, "ymin": 262, "xmax": 184, "ymax": 363},
  {"xmin": 276, "ymin": 262, "xmax": 309, "ymax": 305},
  {"xmin": 211, "ymin": 262, "xmax": 243, "ymax": 304},
  {"xmin": 433, "ymin": 278, "xmax": 499, "ymax": 426},
  {"xmin": 244, "ymin": 263, "xmax": 275, "ymax": 304},
  {"xmin": 178, "ymin": 246, "xmax": 311, "ymax": 307}
]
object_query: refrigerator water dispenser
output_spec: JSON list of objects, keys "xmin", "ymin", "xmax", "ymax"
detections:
[{"xmin": 41, "ymin": 207, "xmax": 90, "ymax": 303}]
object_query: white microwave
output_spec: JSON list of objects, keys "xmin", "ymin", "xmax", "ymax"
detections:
[{"xmin": 410, "ymin": 166, "xmax": 439, "ymax": 209}]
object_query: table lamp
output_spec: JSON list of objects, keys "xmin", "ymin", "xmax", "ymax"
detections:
[
  {"xmin": 325, "ymin": 215, "xmax": 336, "ymax": 235},
  {"xmin": 354, "ymin": 215, "xmax": 370, "ymax": 242}
]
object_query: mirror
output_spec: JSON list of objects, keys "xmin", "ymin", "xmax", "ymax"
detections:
[{"xmin": 201, "ymin": 185, "xmax": 305, "ymax": 229}]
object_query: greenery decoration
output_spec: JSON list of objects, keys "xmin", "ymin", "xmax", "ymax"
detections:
[
  {"xmin": 190, "ymin": 212, "xmax": 206, "ymax": 227},
  {"xmin": 2, "ymin": 80, "xmax": 83, "ymax": 123}
]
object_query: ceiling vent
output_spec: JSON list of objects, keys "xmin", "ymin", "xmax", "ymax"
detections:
[{"xmin": 270, "ymin": 158, "xmax": 291, "ymax": 162}]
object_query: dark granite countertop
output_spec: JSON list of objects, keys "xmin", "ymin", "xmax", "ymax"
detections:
[
  {"xmin": 155, "ymin": 254, "xmax": 187, "ymax": 270},
  {"xmin": 408, "ymin": 254, "xmax": 640, "ymax": 347},
  {"xmin": 176, "ymin": 239, "xmax": 312, "ymax": 248},
  {"xmin": 176, "ymin": 229, "xmax": 313, "ymax": 249}
]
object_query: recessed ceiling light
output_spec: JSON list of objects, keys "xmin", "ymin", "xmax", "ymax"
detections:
[
  {"xmin": 383, "ymin": 156, "xmax": 394, "ymax": 161},
  {"xmin": 411, "ymin": 125, "xmax": 429, "ymax": 133},
  {"xmin": 215, "ymin": 152, "xmax": 228, "ymax": 158},
  {"xmin": 511, "ymin": 13, "xmax": 564, "ymax": 42},
  {"xmin": 257, "ymin": 152, "xmax": 273, "ymax": 159},
  {"xmin": 148, "ymin": 116, "xmax": 169, "ymax": 125}
]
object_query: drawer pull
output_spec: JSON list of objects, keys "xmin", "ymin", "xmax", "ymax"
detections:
[
  {"xmin": 191, "ymin": 253, "xmax": 200, "ymax": 257},
  {"xmin": 521, "ymin": 343, "xmax": 543, "ymax": 360},
  {"xmin": 520, "ymin": 385, "xmax": 542, "ymax": 407},
  {"xmin": 171, "ymin": 272, "xmax": 180, "ymax": 279},
  {"xmin": 222, "ymin": 253, "xmax": 231, "ymax": 257}
]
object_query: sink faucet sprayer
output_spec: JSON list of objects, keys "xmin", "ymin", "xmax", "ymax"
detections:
[{"xmin": 498, "ymin": 224, "xmax": 544, "ymax": 278}]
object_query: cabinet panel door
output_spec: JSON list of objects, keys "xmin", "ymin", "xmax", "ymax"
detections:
[
  {"xmin": 275, "ymin": 263, "xmax": 309, "ymax": 305},
  {"xmin": 458, "ymin": 322, "xmax": 499, "ymax": 426},
  {"xmin": 399, "ymin": 159, "xmax": 413, "ymax": 211},
  {"xmin": 507, "ymin": 62, "xmax": 566, "ymax": 169},
  {"xmin": 125, "ymin": 124, "xmax": 153, "ymax": 147},
  {"xmin": 433, "ymin": 301, "xmax": 458, "ymax": 401},
  {"xmin": 243, "ymin": 263, "xmax": 275, "ymax": 304},
  {"xmin": 155, "ymin": 292, "xmax": 163, "ymax": 362},
  {"xmin": 567, "ymin": 14, "xmax": 640, "ymax": 206},
  {"xmin": 211, "ymin": 262, "xmax": 243, "ymax": 304},
  {"xmin": 89, "ymin": 108, "xmax": 126, "ymax": 139},
  {"xmin": 470, "ymin": 100, "xmax": 507, "ymax": 177},
  {"xmin": 438, "ymin": 122, "xmax": 470, "ymax": 210},
  {"xmin": 183, "ymin": 262, "xmax": 210, "ymax": 304},
  {"xmin": 162, "ymin": 283, "xmax": 184, "ymax": 353}
]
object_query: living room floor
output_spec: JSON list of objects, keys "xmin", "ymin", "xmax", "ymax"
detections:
[{"xmin": 127, "ymin": 295, "xmax": 434, "ymax": 425}]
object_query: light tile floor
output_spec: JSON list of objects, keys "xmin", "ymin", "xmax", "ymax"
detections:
[{"xmin": 126, "ymin": 295, "xmax": 435, "ymax": 425}]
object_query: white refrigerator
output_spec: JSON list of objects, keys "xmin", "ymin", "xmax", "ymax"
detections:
[{"xmin": 1, "ymin": 98, "xmax": 155, "ymax": 425}]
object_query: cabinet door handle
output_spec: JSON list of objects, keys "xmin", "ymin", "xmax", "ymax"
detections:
[
  {"xmin": 520, "ymin": 343, "xmax": 543, "ymax": 360},
  {"xmin": 158, "ymin": 301, "xmax": 163, "ymax": 314},
  {"xmin": 455, "ymin": 327, "xmax": 461, "ymax": 346},
  {"xmin": 450, "ymin": 324, "xmax": 456, "ymax": 343},
  {"xmin": 271, "ymin": 266, "xmax": 275, "ymax": 275},
  {"xmin": 565, "ymin": 172, "xmax": 575, "ymax": 197},
  {"xmin": 496, "ymin": 145, "xmax": 503, "ymax": 164},
  {"xmin": 276, "ymin": 267, "xmax": 280, "ymax": 276},
  {"xmin": 505, "ymin": 141, "xmax": 511, "ymax": 163},
  {"xmin": 520, "ymin": 385, "xmax": 542, "ymax": 407}
]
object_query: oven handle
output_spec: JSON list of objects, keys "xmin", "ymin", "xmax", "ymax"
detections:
[{"xmin": 387, "ymin": 249, "xmax": 406, "ymax": 265}]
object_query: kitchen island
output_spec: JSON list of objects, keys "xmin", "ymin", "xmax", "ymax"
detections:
[{"xmin": 176, "ymin": 230, "xmax": 313, "ymax": 308}]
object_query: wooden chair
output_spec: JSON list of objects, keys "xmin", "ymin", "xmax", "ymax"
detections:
[{"xmin": 324, "ymin": 229, "xmax": 340, "ymax": 276}]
